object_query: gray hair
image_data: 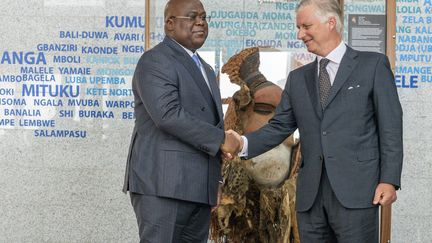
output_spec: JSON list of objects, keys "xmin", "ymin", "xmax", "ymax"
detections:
[{"xmin": 296, "ymin": 0, "xmax": 343, "ymax": 34}]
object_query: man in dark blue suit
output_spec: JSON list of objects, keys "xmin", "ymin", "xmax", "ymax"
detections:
[
  {"xmin": 122, "ymin": 0, "xmax": 237, "ymax": 241},
  {"xmin": 223, "ymin": 0, "xmax": 403, "ymax": 242}
]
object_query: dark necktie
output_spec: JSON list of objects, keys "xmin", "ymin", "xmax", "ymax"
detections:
[{"xmin": 319, "ymin": 58, "xmax": 331, "ymax": 108}]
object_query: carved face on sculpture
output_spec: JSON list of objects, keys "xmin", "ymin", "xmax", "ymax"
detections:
[{"xmin": 222, "ymin": 47, "xmax": 298, "ymax": 187}]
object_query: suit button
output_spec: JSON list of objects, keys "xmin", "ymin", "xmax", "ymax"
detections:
[
  {"xmin": 319, "ymin": 155, "xmax": 323, "ymax": 161},
  {"xmin": 322, "ymin": 131, "xmax": 327, "ymax": 135},
  {"xmin": 201, "ymin": 107, "xmax": 206, "ymax": 111}
]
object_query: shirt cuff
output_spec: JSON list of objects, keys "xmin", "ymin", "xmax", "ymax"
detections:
[{"xmin": 238, "ymin": 135, "xmax": 248, "ymax": 157}]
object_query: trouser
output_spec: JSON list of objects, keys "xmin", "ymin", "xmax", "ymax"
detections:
[
  {"xmin": 130, "ymin": 193, "xmax": 211, "ymax": 243},
  {"xmin": 297, "ymin": 166, "xmax": 379, "ymax": 243}
]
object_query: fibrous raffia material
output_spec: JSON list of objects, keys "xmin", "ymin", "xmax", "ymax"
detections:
[{"xmin": 210, "ymin": 47, "xmax": 301, "ymax": 243}]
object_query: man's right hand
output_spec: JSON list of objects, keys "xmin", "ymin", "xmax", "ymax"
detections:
[{"xmin": 220, "ymin": 130, "xmax": 243, "ymax": 160}]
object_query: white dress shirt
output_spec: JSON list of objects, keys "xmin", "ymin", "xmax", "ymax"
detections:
[{"xmin": 317, "ymin": 41, "xmax": 346, "ymax": 85}]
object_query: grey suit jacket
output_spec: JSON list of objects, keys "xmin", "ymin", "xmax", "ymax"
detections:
[
  {"xmin": 246, "ymin": 46, "xmax": 403, "ymax": 211},
  {"xmin": 123, "ymin": 37, "xmax": 224, "ymax": 206}
]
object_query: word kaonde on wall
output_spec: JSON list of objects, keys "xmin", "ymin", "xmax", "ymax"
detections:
[{"xmin": 1, "ymin": 0, "xmax": 429, "ymax": 139}]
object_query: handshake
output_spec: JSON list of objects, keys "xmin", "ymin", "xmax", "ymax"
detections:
[{"xmin": 220, "ymin": 130, "xmax": 244, "ymax": 160}]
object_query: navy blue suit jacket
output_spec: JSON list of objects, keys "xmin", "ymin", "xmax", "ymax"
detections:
[
  {"xmin": 123, "ymin": 37, "xmax": 224, "ymax": 206},
  {"xmin": 246, "ymin": 46, "xmax": 403, "ymax": 211}
]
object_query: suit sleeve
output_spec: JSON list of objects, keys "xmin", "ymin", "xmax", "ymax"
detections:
[
  {"xmin": 373, "ymin": 54, "xmax": 403, "ymax": 188},
  {"xmin": 133, "ymin": 51, "xmax": 224, "ymax": 156}
]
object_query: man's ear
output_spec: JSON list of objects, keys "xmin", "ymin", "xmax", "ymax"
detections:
[
  {"xmin": 165, "ymin": 18, "xmax": 175, "ymax": 31},
  {"xmin": 328, "ymin": 16, "xmax": 337, "ymax": 31}
]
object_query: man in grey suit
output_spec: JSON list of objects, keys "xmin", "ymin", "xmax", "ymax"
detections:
[
  {"xmin": 122, "ymin": 0, "xmax": 237, "ymax": 241},
  {"xmin": 223, "ymin": 0, "xmax": 403, "ymax": 242}
]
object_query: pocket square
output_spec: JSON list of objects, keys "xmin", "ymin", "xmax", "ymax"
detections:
[{"xmin": 348, "ymin": 84, "xmax": 360, "ymax": 90}]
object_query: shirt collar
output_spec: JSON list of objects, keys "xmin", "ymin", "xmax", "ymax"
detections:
[
  {"xmin": 317, "ymin": 41, "xmax": 346, "ymax": 65},
  {"xmin": 170, "ymin": 37, "xmax": 196, "ymax": 57}
]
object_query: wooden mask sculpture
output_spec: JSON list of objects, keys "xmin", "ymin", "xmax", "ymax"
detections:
[{"xmin": 211, "ymin": 47, "xmax": 301, "ymax": 243}]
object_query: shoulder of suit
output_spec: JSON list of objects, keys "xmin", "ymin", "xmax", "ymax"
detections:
[
  {"xmin": 140, "ymin": 43, "xmax": 174, "ymax": 61},
  {"xmin": 152, "ymin": 42, "xmax": 174, "ymax": 56},
  {"xmin": 292, "ymin": 61, "xmax": 315, "ymax": 74},
  {"xmin": 349, "ymin": 46, "xmax": 384, "ymax": 58},
  {"xmin": 134, "ymin": 46, "xmax": 175, "ymax": 71},
  {"xmin": 353, "ymin": 49, "xmax": 386, "ymax": 63}
]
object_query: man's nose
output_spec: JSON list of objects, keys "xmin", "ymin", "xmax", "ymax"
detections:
[
  {"xmin": 195, "ymin": 17, "xmax": 204, "ymax": 25},
  {"xmin": 297, "ymin": 29, "xmax": 304, "ymax": 40}
]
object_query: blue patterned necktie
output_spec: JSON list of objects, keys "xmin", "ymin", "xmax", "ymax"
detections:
[
  {"xmin": 319, "ymin": 58, "xmax": 331, "ymax": 109},
  {"xmin": 192, "ymin": 54, "xmax": 201, "ymax": 69}
]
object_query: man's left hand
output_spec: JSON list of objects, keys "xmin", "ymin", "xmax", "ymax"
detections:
[{"xmin": 373, "ymin": 183, "xmax": 397, "ymax": 206}]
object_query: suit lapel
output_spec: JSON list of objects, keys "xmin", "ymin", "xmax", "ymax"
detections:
[
  {"xmin": 163, "ymin": 37, "xmax": 215, "ymax": 110},
  {"xmin": 304, "ymin": 60, "xmax": 323, "ymax": 119},
  {"xmin": 325, "ymin": 46, "xmax": 358, "ymax": 109}
]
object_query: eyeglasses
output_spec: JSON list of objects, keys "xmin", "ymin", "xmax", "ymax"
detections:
[{"xmin": 169, "ymin": 14, "xmax": 211, "ymax": 23}]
